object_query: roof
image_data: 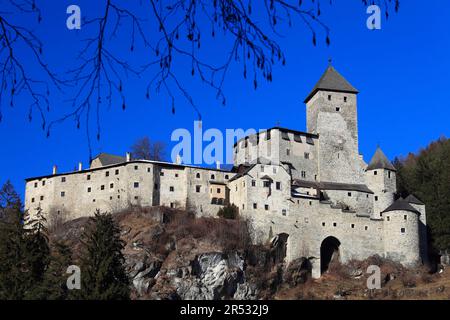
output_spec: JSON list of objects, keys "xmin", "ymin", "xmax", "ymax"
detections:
[
  {"xmin": 228, "ymin": 164, "xmax": 256, "ymax": 182},
  {"xmin": 405, "ymin": 194, "xmax": 425, "ymax": 205},
  {"xmin": 366, "ymin": 147, "xmax": 396, "ymax": 171},
  {"xmin": 382, "ymin": 198, "xmax": 420, "ymax": 215},
  {"xmin": 91, "ymin": 153, "xmax": 126, "ymax": 167},
  {"xmin": 304, "ymin": 66, "xmax": 359, "ymax": 103},
  {"xmin": 292, "ymin": 180, "xmax": 374, "ymax": 194},
  {"xmin": 25, "ymin": 159, "xmax": 232, "ymax": 182},
  {"xmin": 233, "ymin": 127, "xmax": 319, "ymax": 147}
]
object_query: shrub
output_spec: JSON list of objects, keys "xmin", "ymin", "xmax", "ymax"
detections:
[{"xmin": 217, "ymin": 204, "xmax": 239, "ymax": 220}]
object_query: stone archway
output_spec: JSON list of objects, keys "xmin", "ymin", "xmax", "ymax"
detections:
[{"xmin": 320, "ymin": 236, "xmax": 341, "ymax": 274}]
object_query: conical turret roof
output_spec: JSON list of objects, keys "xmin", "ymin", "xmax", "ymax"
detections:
[
  {"xmin": 382, "ymin": 198, "xmax": 420, "ymax": 215},
  {"xmin": 304, "ymin": 65, "xmax": 359, "ymax": 103},
  {"xmin": 366, "ymin": 147, "xmax": 396, "ymax": 171}
]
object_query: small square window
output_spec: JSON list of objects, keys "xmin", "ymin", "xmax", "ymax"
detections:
[
  {"xmin": 134, "ymin": 165, "xmax": 138, "ymax": 170},
  {"xmin": 42, "ymin": 181, "xmax": 46, "ymax": 186},
  {"xmin": 401, "ymin": 228, "xmax": 405, "ymax": 233},
  {"xmin": 101, "ymin": 185, "xmax": 105, "ymax": 190},
  {"xmin": 328, "ymin": 95, "xmax": 331, "ymax": 101},
  {"xmin": 276, "ymin": 182, "xmax": 281, "ymax": 190},
  {"xmin": 61, "ymin": 191, "xmax": 65, "ymax": 197},
  {"xmin": 196, "ymin": 186, "xmax": 201, "ymax": 193},
  {"xmin": 404, "ymin": 215, "xmax": 407, "ymax": 221},
  {"xmin": 87, "ymin": 187, "xmax": 91, "ymax": 193},
  {"xmin": 170, "ymin": 203, "xmax": 175, "ymax": 208},
  {"xmin": 31, "ymin": 198, "xmax": 35, "ymax": 203},
  {"xmin": 251, "ymin": 180, "xmax": 256, "ymax": 187},
  {"xmin": 147, "ymin": 168, "xmax": 151, "ymax": 173},
  {"xmin": 348, "ymin": 192, "xmax": 352, "ymax": 197},
  {"xmin": 225, "ymin": 175, "xmax": 229, "ymax": 179},
  {"xmin": 40, "ymin": 196, "xmax": 44, "ymax": 201},
  {"xmin": 322, "ymin": 222, "xmax": 325, "ymax": 227},
  {"xmin": 93, "ymin": 199, "xmax": 96, "ymax": 202},
  {"xmin": 263, "ymin": 181, "xmax": 271, "ymax": 188},
  {"xmin": 134, "ymin": 196, "xmax": 139, "ymax": 200},
  {"xmin": 105, "ymin": 171, "xmax": 109, "ymax": 177},
  {"xmin": 351, "ymin": 224, "xmax": 355, "ymax": 229},
  {"xmin": 110, "ymin": 183, "xmax": 114, "ymax": 189},
  {"xmin": 87, "ymin": 175, "xmax": 91, "ymax": 180},
  {"xmin": 217, "ymin": 188, "xmax": 221, "ymax": 193},
  {"xmin": 160, "ymin": 171, "xmax": 164, "ymax": 176},
  {"xmin": 286, "ymin": 149, "xmax": 290, "ymax": 156},
  {"xmin": 196, "ymin": 173, "xmax": 201, "ymax": 179},
  {"xmin": 387, "ymin": 216, "xmax": 390, "ymax": 221},
  {"xmin": 264, "ymin": 205, "xmax": 269, "ymax": 211},
  {"xmin": 344, "ymin": 96, "xmax": 347, "ymax": 102},
  {"xmin": 333, "ymin": 222, "xmax": 336, "ymax": 227},
  {"xmin": 304, "ymin": 152, "xmax": 310, "ymax": 159},
  {"xmin": 301, "ymin": 171, "xmax": 306, "ymax": 178},
  {"xmin": 117, "ymin": 195, "xmax": 120, "ymax": 199},
  {"xmin": 374, "ymin": 171, "xmax": 377, "ymax": 176},
  {"xmin": 134, "ymin": 182, "xmax": 139, "ymax": 188},
  {"xmin": 211, "ymin": 174, "xmax": 215, "ymax": 180},
  {"xmin": 34, "ymin": 182, "xmax": 38, "ymax": 188},
  {"xmin": 115, "ymin": 169, "xmax": 120, "ymax": 175},
  {"xmin": 253, "ymin": 203, "xmax": 257, "ymax": 209},
  {"xmin": 282, "ymin": 209, "xmax": 287, "ymax": 216},
  {"xmin": 110, "ymin": 196, "xmax": 113, "ymax": 200},
  {"xmin": 61, "ymin": 177, "xmax": 66, "ymax": 183},
  {"xmin": 365, "ymin": 226, "xmax": 368, "ymax": 231},
  {"xmin": 170, "ymin": 186, "xmax": 174, "ymax": 192},
  {"xmin": 375, "ymin": 196, "xmax": 379, "ymax": 201},
  {"xmin": 175, "ymin": 173, "xmax": 179, "ymax": 178},
  {"xmin": 309, "ymin": 201, "xmax": 312, "ymax": 206},
  {"xmin": 336, "ymin": 107, "xmax": 340, "ymax": 112}
]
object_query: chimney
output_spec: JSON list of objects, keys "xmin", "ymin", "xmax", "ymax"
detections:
[
  {"xmin": 216, "ymin": 160, "xmax": 221, "ymax": 170},
  {"xmin": 78, "ymin": 162, "xmax": 83, "ymax": 171},
  {"xmin": 52, "ymin": 165, "xmax": 57, "ymax": 175},
  {"xmin": 175, "ymin": 154, "xmax": 182, "ymax": 165},
  {"xmin": 126, "ymin": 152, "xmax": 131, "ymax": 162}
]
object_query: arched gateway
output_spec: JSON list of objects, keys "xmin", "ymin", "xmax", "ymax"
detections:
[{"xmin": 320, "ymin": 236, "xmax": 341, "ymax": 274}]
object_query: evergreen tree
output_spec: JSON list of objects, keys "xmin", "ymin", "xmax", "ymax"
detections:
[{"xmin": 78, "ymin": 210, "xmax": 130, "ymax": 300}]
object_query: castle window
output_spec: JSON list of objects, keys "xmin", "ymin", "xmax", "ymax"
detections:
[
  {"xmin": 322, "ymin": 222, "xmax": 325, "ymax": 227},
  {"xmin": 375, "ymin": 196, "xmax": 378, "ymax": 201},
  {"xmin": 404, "ymin": 215, "xmax": 407, "ymax": 221},
  {"xmin": 333, "ymin": 222, "xmax": 337, "ymax": 227},
  {"xmin": 40, "ymin": 196, "xmax": 44, "ymax": 201},
  {"xmin": 374, "ymin": 171, "xmax": 377, "ymax": 176},
  {"xmin": 110, "ymin": 196, "xmax": 113, "ymax": 200},
  {"xmin": 276, "ymin": 182, "xmax": 281, "ymax": 190},
  {"xmin": 365, "ymin": 226, "xmax": 368, "ymax": 231},
  {"xmin": 314, "ymin": 175, "xmax": 317, "ymax": 181},
  {"xmin": 225, "ymin": 175, "xmax": 229, "ymax": 179},
  {"xmin": 110, "ymin": 183, "xmax": 114, "ymax": 189},
  {"xmin": 196, "ymin": 173, "xmax": 201, "ymax": 178},
  {"xmin": 336, "ymin": 107, "xmax": 340, "ymax": 112},
  {"xmin": 286, "ymin": 149, "xmax": 290, "ymax": 156},
  {"xmin": 211, "ymin": 174, "xmax": 215, "ymax": 180},
  {"xmin": 242, "ymin": 204, "xmax": 245, "ymax": 210},
  {"xmin": 265, "ymin": 205, "xmax": 269, "ymax": 211},
  {"xmin": 115, "ymin": 169, "xmax": 120, "ymax": 175},
  {"xmin": 134, "ymin": 165, "xmax": 138, "ymax": 170},
  {"xmin": 282, "ymin": 209, "xmax": 287, "ymax": 216},
  {"xmin": 105, "ymin": 171, "xmax": 109, "ymax": 177},
  {"xmin": 244, "ymin": 139, "xmax": 248, "ymax": 148},
  {"xmin": 101, "ymin": 185, "xmax": 105, "ymax": 190},
  {"xmin": 93, "ymin": 199, "xmax": 96, "ymax": 202},
  {"xmin": 387, "ymin": 216, "xmax": 390, "ymax": 221},
  {"xmin": 351, "ymin": 224, "xmax": 355, "ymax": 229},
  {"xmin": 301, "ymin": 171, "xmax": 306, "ymax": 178},
  {"xmin": 253, "ymin": 203, "xmax": 257, "ymax": 209},
  {"xmin": 388, "ymin": 171, "xmax": 391, "ymax": 179},
  {"xmin": 147, "ymin": 168, "xmax": 151, "ymax": 173},
  {"xmin": 261, "ymin": 165, "xmax": 265, "ymax": 172},
  {"xmin": 217, "ymin": 188, "xmax": 221, "ymax": 194},
  {"xmin": 87, "ymin": 187, "xmax": 91, "ymax": 193},
  {"xmin": 281, "ymin": 131, "xmax": 290, "ymax": 141},
  {"xmin": 251, "ymin": 180, "xmax": 256, "ymax": 187},
  {"xmin": 118, "ymin": 195, "xmax": 120, "ymax": 199},
  {"xmin": 87, "ymin": 174, "xmax": 91, "ymax": 180},
  {"xmin": 160, "ymin": 171, "xmax": 164, "ymax": 176},
  {"xmin": 309, "ymin": 201, "xmax": 312, "ymax": 206},
  {"xmin": 134, "ymin": 196, "xmax": 138, "ymax": 200},
  {"xmin": 348, "ymin": 192, "xmax": 352, "ymax": 197},
  {"xmin": 175, "ymin": 173, "xmax": 179, "ymax": 178},
  {"xmin": 263, "ymin": 181, "xmax": 271, "ymax": 188},
  {"xmin": 61, "ymin": 177, "xmax": 66, "ymax": 183},
  {"xmin": 134, "ymin": 182, "xmax": 139, "ymax": 188},
  {"xmin": 34, "ymin": 182, "xmax": 38, "ymax": 188},
  {"xmin": 61, "ymin": 191, "xmax": 65, "ymax": 197},
  {"xmin": 344, "ymin": 96, "xmax": 347, "ymax": 102},
  {"xmin": 328, "ymin": 94, "xmax": 331, "ymax": 101},
  {"xmin": 170, "ymin": 203, "xmax": 175, "ymax": 208},
  {"xmin": 42, "ymin": 180, "xmax": 46, "ymax": 186},
  {"xmin": 31, "ymin": 198, "xmax": 35, "ymax": 203},
  {"xmin": 196, "ymin": 186, "xmax": 201, "ymax": 193},
  {"xmin": 401, "ymin": 228, "xmax": 405, "ymax": 233},
  {"xmin": 304, "ymin": 152, "xmax": 310, "ymax": 159},
  {"xmin": 154, "ymin": 183, "xmax": 158, "ymax": 189}
]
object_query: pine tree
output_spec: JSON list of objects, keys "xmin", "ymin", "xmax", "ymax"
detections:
[{"xmin": 78, "ymin": 210, "xmax": 130, "ymax": 300}]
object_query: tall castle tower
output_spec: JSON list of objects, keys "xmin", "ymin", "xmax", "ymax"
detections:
[{"xmin": 304, "ymin": 65, "xmax": 364, "ymax": 184}]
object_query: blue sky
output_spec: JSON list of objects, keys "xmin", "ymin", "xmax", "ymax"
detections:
[{"xmin": 1, "ymin": 1, "xmax": 449, "ymax": 199}]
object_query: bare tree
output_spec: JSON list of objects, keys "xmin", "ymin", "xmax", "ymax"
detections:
[
  {"xmin": 1, "ymin": 1, "xmax": 399, "ymax": 158},
  {"xmin": 131, "ymin": 136, "xmax": 167, "ymax": 161}
]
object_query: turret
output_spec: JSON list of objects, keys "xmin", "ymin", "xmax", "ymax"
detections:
[
  {"xmin": 305, "ymin": 64, "xmax": 364, "ymax": 184},
  {"xmin": 405, "ymin": 194, "xmax": 428, "ymax": 264},
  {"xmin": 366, "ymin": 147, "xmax": 396, "ymax": 218},
  {"xmin": 382, "ymin": 198, "xmax": 420, "ymax": 266}
]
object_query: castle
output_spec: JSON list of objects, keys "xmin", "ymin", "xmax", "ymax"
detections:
[{"xmin": 24, "ymin": 65, "xmax": 428, "ymax": 278}]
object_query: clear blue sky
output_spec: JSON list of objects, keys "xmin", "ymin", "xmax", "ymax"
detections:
[{"xmin": 1, "ymin": 1, "xmax": 449, "ymax": 199}]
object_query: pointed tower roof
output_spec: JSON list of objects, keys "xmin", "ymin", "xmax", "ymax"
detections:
[
  {"xmin": 304, "ymin": 65, "xmax": 359, "ymax": 103},
  {"xmin": 405, "ymin": 194, "xmax": 425, "ymax": 206},
  {"xmin": 382, "ymin": 198, "xmax": 420, "ymax": 215},
  {"xmin": 366, "ymin": 147, "xmax": 396, "ymax": 171}
]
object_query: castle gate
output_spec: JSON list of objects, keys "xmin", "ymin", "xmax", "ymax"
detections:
[{"xmin": 320, "ymin": 236, "xmax": 341, "ymax": 274}]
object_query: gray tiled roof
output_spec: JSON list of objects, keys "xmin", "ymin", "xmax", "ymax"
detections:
[
  {"xmin": 405, "ymin": 194, "xmax": 425, "ymax": 205},
  {"xmin": 382, "ymin": 198, "xmax": 420, "ymax": 215},
  {"xmin": 304, "ymin": 66, "xmax": 359, "ymax": 103},
  {"xmin": 366, "ymin": 147, "xmax": 396, "ymax": 171},
  {"xmin": 92, "ymin": 153, "xmax": 126, "ymax": 166}
]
